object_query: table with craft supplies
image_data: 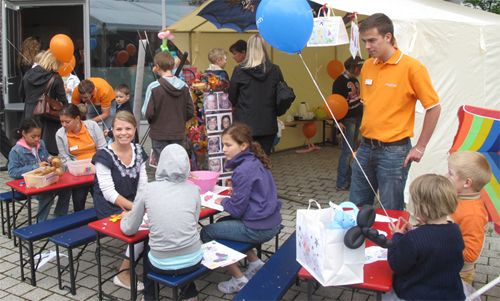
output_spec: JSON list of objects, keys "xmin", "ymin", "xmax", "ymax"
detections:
[
  {"xmin": 88, "ymin": 202, "xmax": 224, "ymax": 300},
  {"xmin": 5, "ymin": 172, "xmax": 95, "ymax": 235},
  {"xmin": 298, "ymin": 209, "xmax": 410, "ymax": 301}
]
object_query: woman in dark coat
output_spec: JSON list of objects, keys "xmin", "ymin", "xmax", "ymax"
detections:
[
  {"xmin": 20, "ymin": 50, "xmax": 67, "ymax": 155},
  {"xmin": 228, "ymin": 34, "xmax": 284, "ymax": 157}
]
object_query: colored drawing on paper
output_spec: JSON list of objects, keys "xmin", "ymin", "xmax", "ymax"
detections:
[{"xmin": 201, "ymin": 241, "xmax": 246, "ymax": 269}]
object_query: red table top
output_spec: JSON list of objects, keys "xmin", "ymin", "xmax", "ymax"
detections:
[
  {"xmin": 6, "ymin": 172, "xmax": 94, "ymax": 196},
  {"xmin": 88, "ymin": 206, "xmax": 220, "ymax": 244},
  {"xmin": 298, "ymin": 209, "xmax": 410, "ymax": 293}
]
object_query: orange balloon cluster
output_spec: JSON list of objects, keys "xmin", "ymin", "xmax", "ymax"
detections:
[
  {"xmin": 302, "ymin": 122, "xmax": 317, "ymax": 139},
  {"xmin": 58, "ymin": 56, "xmax": 76, "ymax": 77},
  {"xmin": 324, "ymin": 94, "xmax": 348, "ymax": 120},
  {"xmin": 50, "ymin": 34, "xmax": 74, "ymax": 63},
  {"xmin": 327, "ymin": 60, "xmax": 344, "ymax": 80}
]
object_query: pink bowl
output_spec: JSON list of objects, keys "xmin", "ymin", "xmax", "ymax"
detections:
[{"xmin": 188, "ymin": 171, "xmax": 220, "ymax": 194}]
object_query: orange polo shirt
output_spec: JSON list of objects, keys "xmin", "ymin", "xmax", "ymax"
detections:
[
  {"xmin": 359, "ymin": 47, "xmax": 439, "ymax": 143},
  {"xmin": 71, "ymin": 77, "xmax": 115, "ymax": 109},
  {"xmin": 67, "ymin": 121, "xmax": 97, "ymax": 160}
]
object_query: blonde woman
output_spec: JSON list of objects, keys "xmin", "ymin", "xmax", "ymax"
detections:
[
  {"xmin": 228, "ymin": 34, "xmax": 285, "ymax": 156},
  {"xmin": 17, "ymin": 37, "xmax": 41, "ymax": 76},
  {"xmin": 20, "ymin": 50, "xmax": 67, "ymax": 155}
]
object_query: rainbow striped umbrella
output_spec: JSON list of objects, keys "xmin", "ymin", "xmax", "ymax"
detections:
[{"xmin": 450, "ymin": 105, "xmax": 500, "ymax": 234}]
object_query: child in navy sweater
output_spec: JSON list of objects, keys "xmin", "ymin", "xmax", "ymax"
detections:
[{"xmin": 388, "ymin": 174, "xmax": 465, "ymax": 300}]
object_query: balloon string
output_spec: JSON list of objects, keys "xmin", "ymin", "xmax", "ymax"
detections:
[{"xmin": 298, "ymin": 53, "xmax": 391, "ymax": 220}]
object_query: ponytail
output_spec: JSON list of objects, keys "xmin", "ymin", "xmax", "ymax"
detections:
[
  {"xmin": 11, "ymin": 117, "xmax": 42, "ymax": 141},
  {"xmin": 249, "ymin": 141, "xmax": 272, "ymax": 170}
]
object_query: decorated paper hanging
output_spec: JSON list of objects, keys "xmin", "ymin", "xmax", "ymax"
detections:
[
  {"xmin": 349, "ymin": 14, "xmax": 362, "ymax": 59},
  {"xmin": 307, "ymin": 7, "xmax": 349, "ymax": 47}
]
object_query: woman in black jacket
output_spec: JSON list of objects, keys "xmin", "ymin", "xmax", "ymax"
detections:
[
  {"xmin": 228, "ymin": 34, "xmax": 284, "ymax": 156},
  {"xmin": 20, "ymin": 50, "xmax": 67, "ymax": 155}
]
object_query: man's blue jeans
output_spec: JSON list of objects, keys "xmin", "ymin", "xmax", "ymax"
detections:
[
  {"xmin": 348, "ymin": 140, "xmax": 411, "ymax": 211},
  {"xmin": 87, "ymin": 99, "xmax": 116, "ymax": 130},
  {"xmin": 336, "ymin": 117, "xmax": 361, "ymax": 188}
]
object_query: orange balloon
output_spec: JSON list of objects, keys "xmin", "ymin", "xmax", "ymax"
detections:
[
  {"xmin": 325, "ymin": 94, "xmax": 349, "ymax": 120},
  {"xmin": 152, "ymin": 66, "xmax": 158, "ymax": 74},
  {"xmin": 327, "ymin": 60, "xmax": 344, "ymax": 80},
  {"xmin": 117, "ymin": 50, "xmax": 129, "ymax": 65},
  {"xmin": 126, "ymin": 44, "xmax": 136, "ymax": 56},
  {"xmin": 58, "ymin": 56, "xmax": 76, "ymax": 77},
  {"xmin": 303, "ymin": 122, "xmax": 317, "ymax": 139},
  {"xmin": 50, "ymin": 34, "xmax": 74, "ymax": 63}
]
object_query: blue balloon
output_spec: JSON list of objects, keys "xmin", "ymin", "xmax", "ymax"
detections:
[
  {"xmin": 90, "ymin": 38, "xmax": 97, "ymax": 50},
  {"xmin": 256, "ymin": 0, "xmax": 314, "ymax": 54},
  {"xmin": 273, "ymin": 135, "xmax": 280, "ymax": 147},
  {"xmin": 90, "ymin": 24, "xmax": 98, "ymax": 36}
]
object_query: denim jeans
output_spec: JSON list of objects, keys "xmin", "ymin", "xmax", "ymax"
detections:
[
  {"xmin": 87, "ymin": 99, "xmax": 116, "ymax": 130},
  {"xmin": 336, "ymin": 117, "xmax": 361, "ymax": 188},
  {"xmin": 72, "ymin": 186, "xmax": 93, "ymax": 212},
  {"xmin": 142, "ymin": 242, "xmax": 200, "ymax": 301},
  {"xmin": 348, "ymin": 141, "xmax": 411, "ymax": 211},
  {"xmin": 151, "ymin": 139, "xmax": 183, "ymax": 166},
  {"xmin": 200, "ymin": 219, "xmax": 281, "ymax": 244},
  {"xmin": 36, "ymin": 190, "xmax": 71, "ymax": 223}
]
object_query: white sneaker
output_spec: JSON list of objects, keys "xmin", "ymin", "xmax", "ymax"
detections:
[
  {"xmin": 243, "ymin": 263, "xmax": 264, "ymax": 280},
  {"xmin": 113, "ymin": 275, "xmax": 145, "ymax": 292},
  {"xmin": 217, "ymin": 277, "xmax": 248, "ymax": 294}
]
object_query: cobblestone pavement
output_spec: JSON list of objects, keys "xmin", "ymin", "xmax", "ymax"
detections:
[{"xmin": 0, "ymin": 141, "xmax": 498, "ymax": 300}]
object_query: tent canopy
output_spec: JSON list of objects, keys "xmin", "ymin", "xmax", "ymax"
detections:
[{"xmin": 168, "ymin": 0, "xmax": 500, "ymax": 179}]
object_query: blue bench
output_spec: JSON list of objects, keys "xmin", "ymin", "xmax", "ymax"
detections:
[
  {"xmin": 232, "ymin": 231, "xmax": 300, "ymax": 301},
  {"xmin": 12, "ymin": 207, "xmax": 97, "ymax": 286},
  {"xmin": 148, "ymin": 240, "xmax": 259, "ymax": 301},
  {"xmin": 49, "ymin": 225, "xmax": 98, "ymax": 295},
  {"xmin": 0, "ymin": 191, "xmax": 27, "ymax": 239}
]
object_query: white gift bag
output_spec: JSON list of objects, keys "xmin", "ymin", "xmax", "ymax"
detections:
[
  {"xmin": 307, "ymin": 8, "xmax": 349, "ymax": 47},
  {"xmin": 296, "ymin": 200, "xmax": 364, "ymax": 286}
]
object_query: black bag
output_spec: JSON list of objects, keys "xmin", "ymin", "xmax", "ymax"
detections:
[{"xmin": 275, "ymin": 67, "xmax": 296, "ymax": 117}]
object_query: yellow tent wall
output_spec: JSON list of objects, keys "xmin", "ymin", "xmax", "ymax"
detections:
[{"xmin": 168, "ymin": 0, "xmax": 356, "ymax": 151}]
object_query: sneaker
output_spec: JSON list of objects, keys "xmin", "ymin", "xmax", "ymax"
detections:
[
  {"xmin": 243, "ymin": 263, "xmax": 264, "ymax": 280},
  {"xmin": 113, "ymin": 275, "xmax": 145, "ymax": 292},
  {"xmin": 218, "ymin": 277, "xmax": 248, "ymax": 294}
]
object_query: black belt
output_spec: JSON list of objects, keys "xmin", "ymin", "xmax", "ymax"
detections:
[{"xmin": 362, "ymin": 137, "xmax": 410, "ymax": 148}]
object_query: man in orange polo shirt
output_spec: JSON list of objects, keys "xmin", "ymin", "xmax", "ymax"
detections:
[
  {"xmin": 349, "ymin": 13, "xmax": 441, "ymax": 211},
  {"xmin": 72, "ymin": 78, "xmax": 116, "ymax": 130}
]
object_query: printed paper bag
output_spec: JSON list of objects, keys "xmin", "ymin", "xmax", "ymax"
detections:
[
  {"xmin": 296, "ymin": 200, "xmax": 364, "ymax": 286},
  {"xmin": 307, "ymin": 8, "xmax": 349, "ymax": 47}
]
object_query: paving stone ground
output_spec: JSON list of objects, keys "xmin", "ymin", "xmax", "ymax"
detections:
[{"xmin": 0, "ymin": 139, "xmax": 498, "ymax": 300}]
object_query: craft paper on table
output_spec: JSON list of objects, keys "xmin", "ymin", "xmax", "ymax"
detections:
[
  {"xmin": 201, "ymin": 240, "xmax": 247, "ymax": 269},
  {"xmin": 375, "ymin": 214, "xmax": 397, "ymax": 223},
  {"xmin": 200, "ymin": 191, "xmax": 225, "ymax": 211},
  {"xmin": 364, "ymin": 246, "xmax": 387, "ymax": 264},
  {"xmin": 212, "ymin": 185, "xmax": 229, "ymax": 194}
]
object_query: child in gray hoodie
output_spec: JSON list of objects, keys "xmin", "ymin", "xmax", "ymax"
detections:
[{"xmin": 121, "ymin": 144, "xmax": 202, "ymax": 301}]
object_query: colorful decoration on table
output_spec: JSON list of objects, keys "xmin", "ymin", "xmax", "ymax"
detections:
[
  {"xmin": 256, "ymin": 0, "xmax": 314, "ymax": 54},
  {"xmin": 109, "ymin": 214, "xmax": 122, "ymax": 222},
  {"xmin": 325, "ymin": 94, "xmax": 348, "ymax": 120},
  {"xmin": 328, "ymin": 201, "xmax": 359, "ymax": 229},
  {"xmin": 344, "ymin": 205, "xmax": 393, "ymax": 249}
]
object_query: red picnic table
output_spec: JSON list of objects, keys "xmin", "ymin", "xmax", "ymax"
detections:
[
  {"xmin": 88, "ymin": 205, "xmax": 221, "ymax": 301},
  {"xmin": 5, "ymin": 172, "xmax": 94, "ymax": 236},
  {"xmin": 298, "ymin": 209, "xmax": 411, "ymax": 301}
]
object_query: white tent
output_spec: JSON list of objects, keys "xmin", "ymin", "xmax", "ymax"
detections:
[{"xmin": 169, "ymin": 0, "xmax": 500, "ymax": 178}]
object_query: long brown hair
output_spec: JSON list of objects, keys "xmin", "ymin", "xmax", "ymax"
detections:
[
  {"xmin": 222, "ymin": 123, "xmax": 272, "ymax": 170},
  {"xmin": 17, "ymin": 37, "xmax": 40, "ymax": 68}
]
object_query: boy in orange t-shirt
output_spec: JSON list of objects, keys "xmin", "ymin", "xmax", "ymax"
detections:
[{"xmin": 446, "ymin": 151, "xmax": 492, "ymax": 284}]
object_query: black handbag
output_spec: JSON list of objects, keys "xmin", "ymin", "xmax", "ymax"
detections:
[{"xmin": 275, "ymin": 67, "xmax": 296, "ymax": 117}]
